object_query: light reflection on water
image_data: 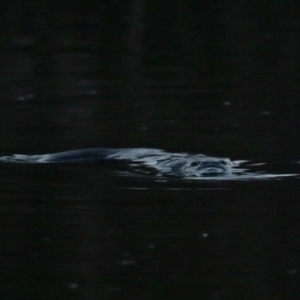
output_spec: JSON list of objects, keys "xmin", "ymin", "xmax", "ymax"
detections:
[
  {"xmin": 0, "ymin": 147, "xmax": 298, "ymax": 182},
  {"xmin": 114, "ymin": 169, "xmax": 297, "ymax": 182}
]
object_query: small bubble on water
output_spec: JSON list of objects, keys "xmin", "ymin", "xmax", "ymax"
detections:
[
  {"xmin": 89, "ymin": 90, "xmax": 98, "ymax": 95},
  {"xmin": 201, "ymin": 232, "xmax": 209, "ymax": 238},
  {"xmin": 119, "ymin": 259, "xmax": 136, "ymax": 266},
  {"xmin": 287, "ymin": 269, "xmax": 297, "ymax": 275},
  {"xmin": 118, "ymin": 252, "xmax": 136, "ymax": 266},
  {"xmin": 69, "ymin": 282, "xmax": 79, "ymax": 289},
  {"xmin": 147, "ymin": 243, "xmax": 156, "ymax": 249},
  {"xmin": 17, "ymin": 94, "xmax": 35, "ymax": 102},
  {"xmin": 259, "ymin": 111, "xmax": 271, "ymax": 115}
]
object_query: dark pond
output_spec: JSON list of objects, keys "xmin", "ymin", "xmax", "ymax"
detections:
[{"xmin": 1, "ymin": 2, "xmax": 300, "ymax": 299}]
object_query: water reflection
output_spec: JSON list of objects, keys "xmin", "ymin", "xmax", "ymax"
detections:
[{"xmin": 0, "ymin": 147, "xmax": 297, "ymax": 181}]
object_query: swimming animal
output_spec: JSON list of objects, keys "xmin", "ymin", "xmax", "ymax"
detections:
[{"xmin": 0, "ymin": 148, "xmax": 246, "ymax": 178}]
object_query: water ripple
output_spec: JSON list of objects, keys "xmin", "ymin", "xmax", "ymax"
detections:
[{"xmin": 0, "ymin": 148, "xmax": 297, "ymax": 181}]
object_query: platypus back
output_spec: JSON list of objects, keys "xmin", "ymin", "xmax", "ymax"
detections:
[
  {"xmin": 0, "ymin": 148, "xmax": 115, "ymax": 163},
  {"xmin": 0, "ymin": 147, "xmax": 245, "ymax": 178}
]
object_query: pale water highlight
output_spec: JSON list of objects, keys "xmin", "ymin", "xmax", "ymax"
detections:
[{"xmin": 0, "ymin": 148, "xmax": 297, "ymax": 181}]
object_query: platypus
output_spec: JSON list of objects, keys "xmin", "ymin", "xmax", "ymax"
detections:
[{"xmin": 0, "ymin": 148, "xmax": 244, "ymax": 178}]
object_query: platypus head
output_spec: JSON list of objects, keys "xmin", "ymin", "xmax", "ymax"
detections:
[
  {"xmin": 190, "ymin": 159, "xmax": 231, "ymax": 177},
  {"xmin": 154, "ymin": 156, "xmax": 234, "ymax": 178}
]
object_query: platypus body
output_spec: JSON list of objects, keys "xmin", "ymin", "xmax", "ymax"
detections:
[{"xmin": 0, "ymin": 148, "xmax": 243, "ymax": 178}]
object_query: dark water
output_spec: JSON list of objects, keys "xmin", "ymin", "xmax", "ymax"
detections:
[{"xmin": 1, "ymin": 1, "xmax": 300, "ymax": 299}]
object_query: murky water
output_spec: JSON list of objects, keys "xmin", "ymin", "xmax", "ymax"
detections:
[
  {"xmin": 1, "ymin": 2, "xmax": 300, "ymax": 299},
  {"xmin": 1, "ymin": 151, "xmax": 300, "ymax": 299}
]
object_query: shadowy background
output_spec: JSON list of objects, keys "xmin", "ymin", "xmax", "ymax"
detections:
[
  {"xmin": 1, "ymin": 0, "xmax": 300, "ymax": 158},
  {"xmin": 0, "ymin": 1, "xmax": 300, "ymax": 299}
]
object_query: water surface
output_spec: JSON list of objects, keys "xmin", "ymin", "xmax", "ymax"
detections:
[{"xmin": 1, "ymin": 1, "xmax": 300, "ymax": 299}]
